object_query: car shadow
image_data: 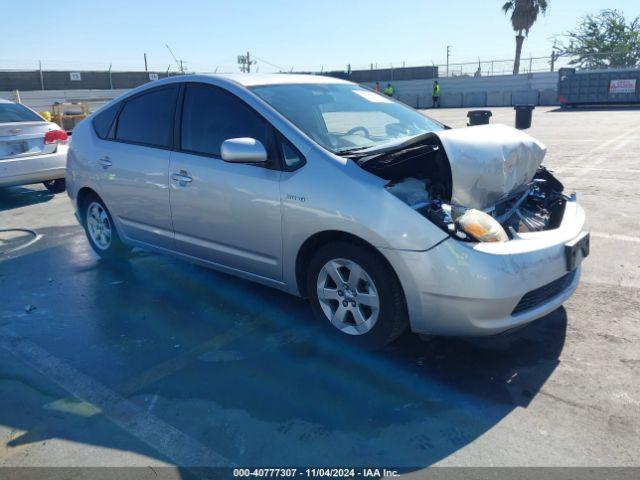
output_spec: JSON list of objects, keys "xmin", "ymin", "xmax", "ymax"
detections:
[
  {"xmin": 547, "ymin": 105, "xmax": 640, "ymax": 113},
  {"xmin": 0, "ymin": 225, "xmax": 567, "ymax": 470},
  {"xmin": 0, "ymin": 185, "xmax": 55, "ymax": 212}
]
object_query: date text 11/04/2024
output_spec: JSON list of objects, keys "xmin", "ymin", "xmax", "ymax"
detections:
[{"xmin": 232, "ymin": 468, "xmax": 400, "ymax": 477}]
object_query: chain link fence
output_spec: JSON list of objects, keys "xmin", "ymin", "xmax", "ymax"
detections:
[{"xmin": 2, "ymin": 52, "xmax": 637, "ymax": 93}]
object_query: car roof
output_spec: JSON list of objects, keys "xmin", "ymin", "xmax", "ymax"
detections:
[
  {"xmin": 0, "ymin": 98, "xmax": 15, "ymax": 104},
  {"xmin": 187, "ymin": 73, "xmax": 350, "ymax": 88}
]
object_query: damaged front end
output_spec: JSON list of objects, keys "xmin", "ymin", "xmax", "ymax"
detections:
[
  {"xmin": 356, "ymin": 124, "xmax": 569, "ymax": 243},
  {"xmin": 418, "ymin": 166, "xmax": 568, "ymax": 242}
]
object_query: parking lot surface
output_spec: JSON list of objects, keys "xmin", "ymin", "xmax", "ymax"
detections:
[{"xmin": 0, "ymin": 106, "xmax": 639, "ymax": 470}]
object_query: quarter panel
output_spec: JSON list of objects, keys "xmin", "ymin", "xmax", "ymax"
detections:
[{"xmin": 66, "ymin": 120, "xmax": 101, "ymax": 206}]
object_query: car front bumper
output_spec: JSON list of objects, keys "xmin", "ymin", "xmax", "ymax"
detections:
[
  {"xmin": 0, "ymin": 145, "xmax": 68, "ymax": 188},
  {"xmin": 382, "ymin": 198, "xmax": 588, "ymax": 336}
]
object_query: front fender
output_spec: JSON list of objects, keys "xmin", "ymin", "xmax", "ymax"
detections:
[{"xmin": 280, "ymin": 150, "xmax": 449, "ymax": 294}]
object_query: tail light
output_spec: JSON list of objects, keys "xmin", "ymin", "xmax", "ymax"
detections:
[{"xmin": 45, "ymin": 129, "xmax": 68, "ymax": 145}]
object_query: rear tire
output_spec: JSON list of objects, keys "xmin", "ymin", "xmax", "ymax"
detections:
[
  {"xmin": 306, "ymin": 241, "xmax": 408, "ymax": 349},
  {"xmin": 43, "ymin": 179, "xmax": 66, "ymax": 193},
  {"xmin": 81, "ymin": 194, "xmax": 130, "ymax": 262}
]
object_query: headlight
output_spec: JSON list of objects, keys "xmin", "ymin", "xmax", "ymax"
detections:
[{"xmin": 455, "ymin": 208, "xmax": 508, "ymax": 243}]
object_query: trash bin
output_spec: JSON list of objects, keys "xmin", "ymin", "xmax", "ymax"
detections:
[
  {"xmin": 514, "ymin": 104, "xmax": 535, "ymax": 129},
  {"xmin": 467, "ymin": 110, "xmax": 492, "ymax": 126}
]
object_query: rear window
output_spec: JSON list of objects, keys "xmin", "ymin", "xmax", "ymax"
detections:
[
  {"xmin": 92, "ymin": 103, "xmax": 120, "ymax": 139},
  {"xmin": 115, "ymin": 86, "xmax": 178, "ymax": 148},
  {"xmin": 0, "ymin": 103, "xmax": 43, "ymax": 123}
]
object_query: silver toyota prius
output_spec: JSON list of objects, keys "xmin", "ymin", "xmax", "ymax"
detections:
[{"xmin": 66, "ymin": 74, "xmax": 589, "ymax": 347}]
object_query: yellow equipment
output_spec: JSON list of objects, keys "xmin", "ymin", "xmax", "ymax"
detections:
[{"xmin": 52, "ymin": 102, "xmax": 90, "ymax": 132}]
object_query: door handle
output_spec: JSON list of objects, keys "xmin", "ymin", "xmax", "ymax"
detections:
[
  {"xmin": 171, "ymin": 170, "xmax": 193, "ymax": 184},
  {"xmin": 98, "ymin": 156, "xmax": 112, "ymax": 168}
]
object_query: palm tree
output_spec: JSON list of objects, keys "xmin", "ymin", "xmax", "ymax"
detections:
[{"xmin": 502, "ymin": 0, "xmax": 549, "ymax": 74}]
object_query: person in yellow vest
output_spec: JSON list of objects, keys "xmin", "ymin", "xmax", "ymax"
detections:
[
  {"xmin": 432, "ymin": 81, "xmax": 441, "ymax": 108},
  {"xmin": 384, "ymin": 83, "xmax": 394, "ymax": 97}
]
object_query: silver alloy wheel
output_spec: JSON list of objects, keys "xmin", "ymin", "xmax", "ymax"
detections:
[
  {"xmin": 86, "ymin": 202, "xmax": 112, "ymax": 250},
  {"xmin": 316, "ymin": 258, "xmax": 380, "ymax": 335}
]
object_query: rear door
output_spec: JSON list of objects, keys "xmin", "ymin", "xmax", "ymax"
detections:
[
  {"xmin": 96, "ymin": 85, "xmax": 179, "ymax": 250},
  {"xmin": 169, "ymin": 83, "xmax": 283, "ymax": 281}
]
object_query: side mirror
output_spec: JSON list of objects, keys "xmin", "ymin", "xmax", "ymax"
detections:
[{"xmin": 221, "ymin": 137, "xmax": 268, "ymax": 163}]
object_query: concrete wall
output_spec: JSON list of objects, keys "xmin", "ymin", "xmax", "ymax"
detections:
[
  {"xmin": 0, "ymin": 89, "xmax": 126, "ymax": 112},
  {"xmin": 350, "ymin": 66, "xmax": 438, "ymax": 83},
  {"xmin": 0, "ymin": 71, "xmax": 173, "ymax": 92},
  {"xmin": 3, "ymin": 71, "xmax": 561, "ymax": 113},
  {"xmin": 365, "ymin": 72, "xmax": 559, "ymax": 108}
]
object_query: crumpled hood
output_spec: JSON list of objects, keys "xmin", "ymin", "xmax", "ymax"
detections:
[{"xmin": 434, "ymin": 124, "xmax": 546, "ymax": 210}]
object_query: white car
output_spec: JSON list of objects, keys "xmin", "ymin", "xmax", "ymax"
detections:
[{"xmin": 0, "ymin": 99, "xmax": 68, "ymax": 193}]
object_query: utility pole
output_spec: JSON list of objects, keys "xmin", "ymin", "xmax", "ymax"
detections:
[
  {"xmin": 144, "ymin": 53, "xmax": 148, "ymax": 72},
  {"xmin": 237, "ymin": 52, "xmax": 256, "ymax": 73},
  {"xmin": 446, "ymin": 45, "xmax": 451, "ymax": 77},
  {"xmin": 550, "ymin": 41, "xmax": 558, "ymax": 72},
  {"xmin": 38, "ymin": 60, "xmax": 44, "ymax": 91}
]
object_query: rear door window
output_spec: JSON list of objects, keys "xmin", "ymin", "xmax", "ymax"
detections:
[
  {"xmin": 92, "ymin": 103, "xmax": 120, "ymax": 139},
  {"xmin": 115, "ymin": 86, "xmax": 178, "ymax": 148},
  {"xmin": 0, "ymin": 103, "xmax": 42, "ymax": 123},
  {"xmin": 180, "ymin": 84, "xmax": 272, "ymax": 157}
]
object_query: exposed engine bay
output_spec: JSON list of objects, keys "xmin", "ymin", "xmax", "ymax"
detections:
[
  {"xmin": 384, "ymin": 168, "xmax": 567, "ymax": 242},
  {"xmin": 354, "ymin": 124, "xmax": 568, "ymax": 243}
]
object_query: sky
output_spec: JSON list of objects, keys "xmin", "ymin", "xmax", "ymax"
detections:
[{"xmin": 3, "ymin": 0, "xmax": 639, "ymax": 73}]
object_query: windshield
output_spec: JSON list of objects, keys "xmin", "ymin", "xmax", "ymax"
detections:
[
  {"xmin": 0, "ymin": 103, "xmax": 43, "ymax": 123},
  {"xmin": 251, "ymin": 83, "xmax": 443, "ymax": 154}
]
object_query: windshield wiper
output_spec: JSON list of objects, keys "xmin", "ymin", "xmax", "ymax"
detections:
[
  {"xmin": 335, "ymin": 145, "xmax": 376, "ymax": 155},
  {"xmin": 338, "ymin": 132, "xmax": 437, "ymax": 157},
  {"xmin": 357, "ymin": 142, "xmax": 439, "ymax": 167}
]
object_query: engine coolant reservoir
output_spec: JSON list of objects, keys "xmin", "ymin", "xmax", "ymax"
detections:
[{"xmin": 386, "ymin": 177, "xmax": 430, "ymax": 207}]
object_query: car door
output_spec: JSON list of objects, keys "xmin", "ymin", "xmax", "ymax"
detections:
[
  {"xmin": 169, "ymin": 83, "xmax": 283, "ymax": 281},
  {"xmin": 97, "ymin": 85, "xmax": 179, "ymax": 250}
]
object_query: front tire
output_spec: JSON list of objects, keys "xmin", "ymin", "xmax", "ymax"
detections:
[
  {"xmin": 43, "ymin": 179, "xmax": 66, "ymax": 193},
  {"xmin": 81, "ymin": 194, "xmax": 130, "ymax": 261},
  {"xmin": 306, "ymin": 241, "xmax": 407, "ymax": 348}
]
